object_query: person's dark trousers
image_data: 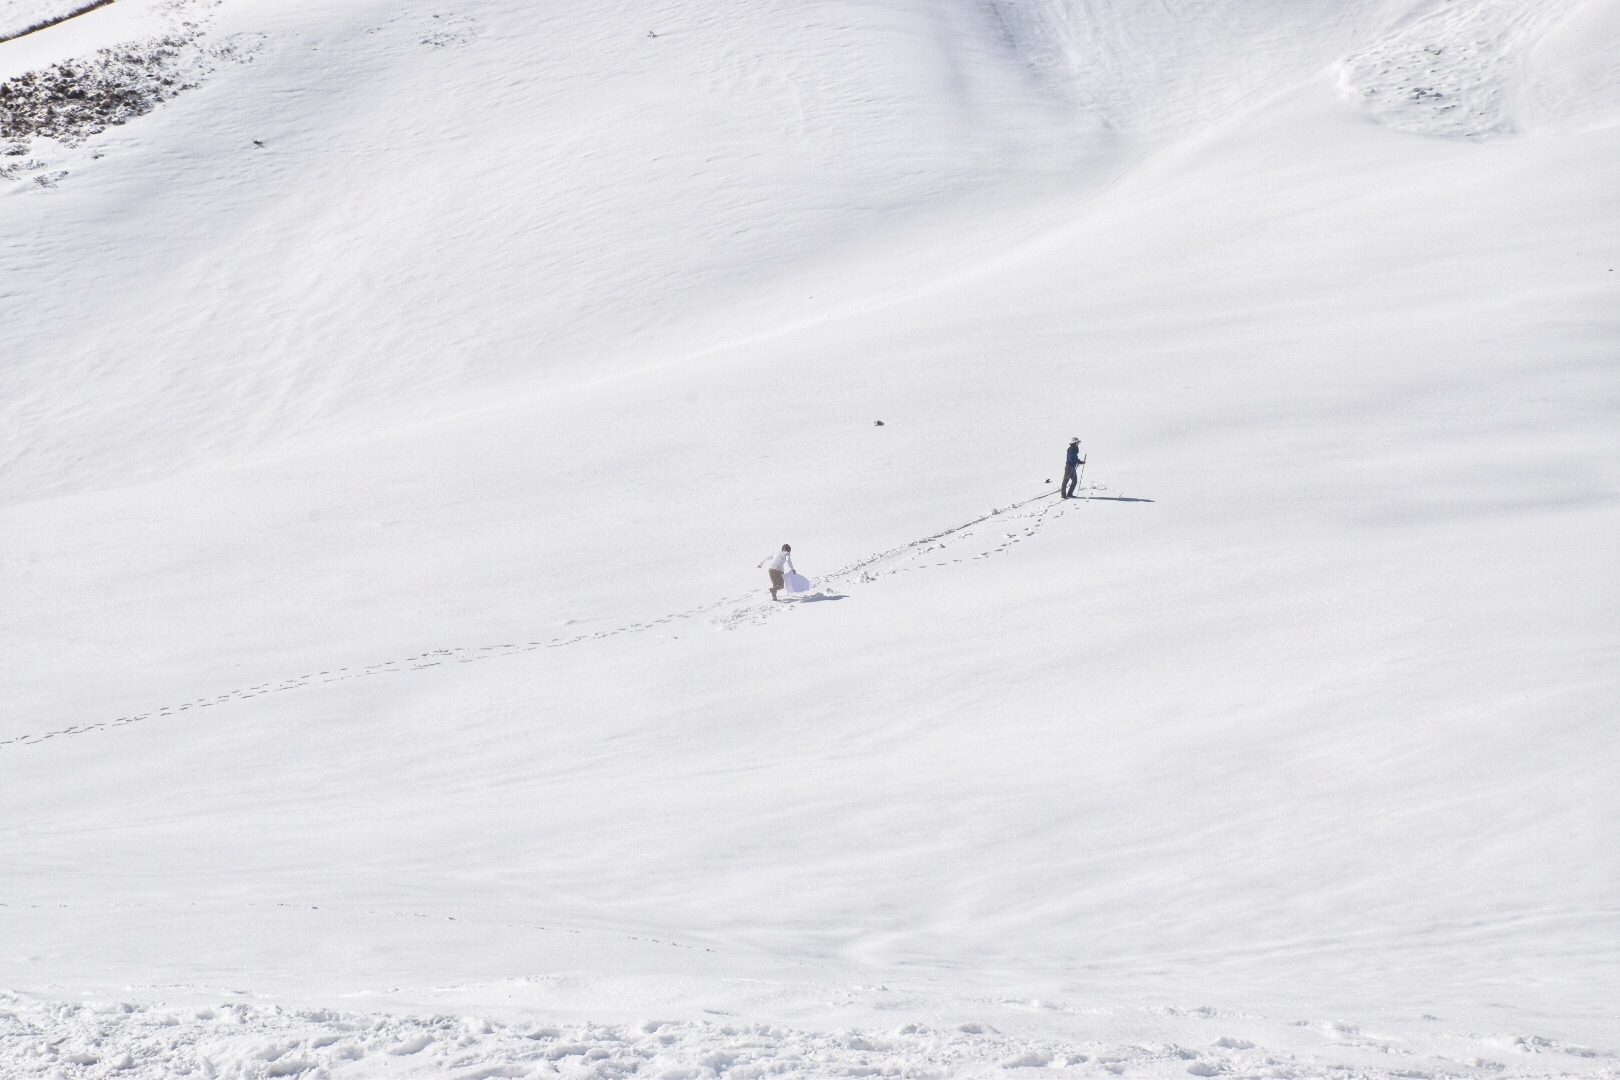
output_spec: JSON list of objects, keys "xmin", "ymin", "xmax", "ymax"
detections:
[{"xmin": 1062, "ymin": 464, "xmax": 1077, "ymax": 498}]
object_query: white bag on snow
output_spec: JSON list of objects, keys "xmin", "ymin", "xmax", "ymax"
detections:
[{"xmin": 784, "ymin": 572, "xmax": 811, "ymax": 594}]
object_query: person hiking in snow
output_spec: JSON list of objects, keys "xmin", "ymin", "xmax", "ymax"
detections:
[
  {"xmin": 1061, "ymin": 437, "xmax": 1084, "ymax": 498},
  {"xmin": 759, "ymin": 544, "xmax": 795, "ymax": 601}
]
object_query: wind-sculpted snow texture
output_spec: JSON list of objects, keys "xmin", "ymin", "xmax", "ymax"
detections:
[
  {"xmin": 984, "ymin": 0, "xmax": 1386, "ymax": 134},
  {"xmin": 0, "ymin": 0, "xmax": 1106, "ymax": 503},
  {"xmin": 2, "ymin": 991, "xmax": 1613, "ymax": 1080},
  {"xmin": 2, "ymin": 0, "xmax": 1618, "ymax": 1076}
]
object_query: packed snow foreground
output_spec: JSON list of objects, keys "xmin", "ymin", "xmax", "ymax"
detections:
[{"xmin": 2, "ymin": 0, "xmax": 1617, "ymax": 1077}]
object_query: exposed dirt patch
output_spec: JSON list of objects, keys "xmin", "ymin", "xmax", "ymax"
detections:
[{"xmin": 0, "ymin": 35, "xmax": 198, "ymax": 143}]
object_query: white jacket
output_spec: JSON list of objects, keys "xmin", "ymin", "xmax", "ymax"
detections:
[{"xmin": 760, "ymin": 550, "xmax": 795, "ymax": 573}]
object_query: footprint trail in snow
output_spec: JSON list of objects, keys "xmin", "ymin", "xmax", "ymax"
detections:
[{"xmin": 1, "ymin": 484, "xmax": 1124, "ymax": 751}]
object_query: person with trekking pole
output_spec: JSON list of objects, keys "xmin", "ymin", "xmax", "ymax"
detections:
[{"xmin": 1061, "ymin": 437, "xmax": 1085, "ymax": 498}]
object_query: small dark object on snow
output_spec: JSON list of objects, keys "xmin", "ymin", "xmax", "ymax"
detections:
[
  {"xmin": 873, "ymin": 420, "xmax": 884, "ymax": 426},
  {"xmin": 647, "ymin": 30, "xmax": 658, "ymax": 37},
  {"xmin": 253, "ymin": 139, "xmax": 264, "ymax": 147},
  {"xmin": 1045, "ymin": 478, "xmax": 1050, "ymax": 484}
]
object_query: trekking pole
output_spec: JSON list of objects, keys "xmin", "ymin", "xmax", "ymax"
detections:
[{"xmin": 1078, "ymin": 455, "xmax": 1088, "ymax": 500}]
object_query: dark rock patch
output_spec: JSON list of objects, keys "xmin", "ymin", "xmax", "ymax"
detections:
[{"xmin": 0, "ymin": 36, "xmax": 197, "ymax": 143}]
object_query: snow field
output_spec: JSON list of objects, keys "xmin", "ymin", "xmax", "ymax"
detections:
[
  {"xmin": 2, "ymin": 0, "xmax": 1619, "ymax": 1074},
  {"xmin": 1517, "ymin": 0, "xmax": 1620, "ymax": 134},
  {"xmin": 0, "ymin": 0, "xmax": 1109, "ymax": 502}
]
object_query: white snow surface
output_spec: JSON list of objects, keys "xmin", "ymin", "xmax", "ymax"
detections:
[{"xmin": 2, "ymin": 0, "xmax": 1619, "ymax": 1076}]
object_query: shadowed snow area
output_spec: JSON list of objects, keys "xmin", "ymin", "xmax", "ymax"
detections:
[{"xmin": 2, "ymin": 0, "xmax": 1618, "ymax": 1076}]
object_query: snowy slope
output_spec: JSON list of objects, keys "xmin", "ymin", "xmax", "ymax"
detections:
[
  {"xmin": 1, "ymin": 0, "xmax": 1116, "ymax": 503},
  {"xmin": 2, "ymin": 0, "xmax": 1618, "ymax": 1076}
]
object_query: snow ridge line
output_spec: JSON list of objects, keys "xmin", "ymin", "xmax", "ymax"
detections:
[
  {"xmin": 0, "ymin": 0, "xmax": 117, "ymax": 45},
  {"xmin": 0, "ymin": 485, "xmax": 1107, "ymax": 752}
]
